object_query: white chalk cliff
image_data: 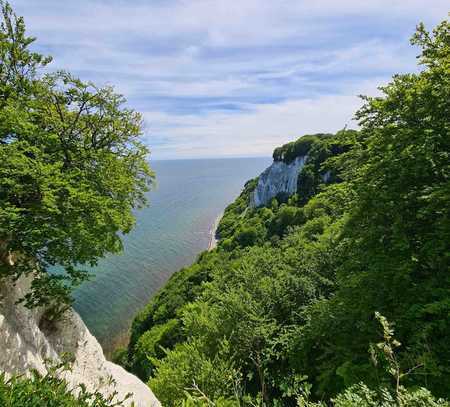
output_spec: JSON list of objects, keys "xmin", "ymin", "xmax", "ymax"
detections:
[
  {"xmin": 0, "ymin": 275, "xmax": 160, "ymax": 407},
  {"xmin": 251, "ymin": 155, "xmax": 308, "ymax": 207}
]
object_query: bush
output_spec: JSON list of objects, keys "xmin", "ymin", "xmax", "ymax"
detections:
[
  {"xmin": 131, "ymin": 319, "xmax": 181, "ymax": 380},
  {"xmin": 0, "ymin": 369, "xmax": 129, "ymax": 407}
]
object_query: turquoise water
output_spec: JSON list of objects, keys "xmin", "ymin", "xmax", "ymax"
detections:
[{"xmin": 72, "ymin": 157, "xmax": 271, "ymax": 353}]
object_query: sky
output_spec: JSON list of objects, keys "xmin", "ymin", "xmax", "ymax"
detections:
[{"xmin": 12, "ymin": 1, "xmax": 449, "ymax": 160}]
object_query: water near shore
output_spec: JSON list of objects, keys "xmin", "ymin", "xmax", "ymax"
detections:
[{"xmin": 72, "ymin": 157, "xmax": 271, "ymax": 354}]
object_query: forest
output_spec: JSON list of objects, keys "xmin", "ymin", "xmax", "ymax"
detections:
[{"xmin": 123, "ymin": 19, "xmax": 450, "ymax": 406}]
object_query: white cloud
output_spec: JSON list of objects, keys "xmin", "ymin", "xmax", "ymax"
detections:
[
  {"xmin": 10, "ymin": 0, "xmax": 449, "ymax": 158},
  {"xmin": 15, "ymin": 0, "xmax": 448, "ymax": 45},
  {"xmin": 143, "ymin": 78, "xmax": 385, "ymax": 160}
]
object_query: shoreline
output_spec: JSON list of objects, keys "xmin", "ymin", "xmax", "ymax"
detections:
[
  {"xmin": 106, "ymin": 212, "xmax": 223, "ymax": 358},
  {"xmin": 208, "ymin": 213, "xmax": 223, "ymax": 251}
]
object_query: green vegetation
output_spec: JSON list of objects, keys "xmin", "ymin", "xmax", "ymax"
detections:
[
  {"xmin": 272, "ymin": 133, "xmax": 333, "ymax": 163},
  {"xmin": 0, "ymin": 353, "xmax": 130, "ymax": 407},
  {"xmin": 126, "ymin": 19, "xmax": 450, "ymax": 406},
  {"xmin": 0, "ymin": 2, "xmax": 153, "ymax": 315},
  {"xmin": 0, "ymin": 361, "xmax": 130, "ymax": 407}
]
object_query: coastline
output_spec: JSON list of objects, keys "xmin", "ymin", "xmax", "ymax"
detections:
[
  {"xmin": 107, "ymin": 212, "xmax": 223, "ymax": 357},
  {"xmin": 208, "ymin": 213, "xmax": 223, "ymax": 251},
  {"xmin": 72, "ymin": 158, "xmax": 270, "ymax": 356}
]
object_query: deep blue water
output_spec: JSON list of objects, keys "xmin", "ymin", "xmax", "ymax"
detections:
[{"xmin": 72, "ymin": 157, "xmax": 271, "ymax": 352}]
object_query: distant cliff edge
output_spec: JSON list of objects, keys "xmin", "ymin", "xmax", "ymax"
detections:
[{"xmin": 250, "ymin": 133, "xmax": 339, "ymax": 207}]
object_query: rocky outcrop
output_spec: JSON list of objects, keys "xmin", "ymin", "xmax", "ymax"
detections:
[
  {"xmin": 0, "ymin": 275, "xmax": 160, "ymax": 407},
  {"xmin": 251, "ymin": 155, "xmax": 308, "ymax": 207}
]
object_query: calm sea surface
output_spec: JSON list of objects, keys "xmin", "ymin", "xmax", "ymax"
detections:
[{"xmin": 72, "ymin": 157, "xmax": 271, "ymax": 353}]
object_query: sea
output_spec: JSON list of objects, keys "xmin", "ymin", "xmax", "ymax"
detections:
[{"xmin": 72, "ymin": 157, "xmax": 271, "ymax": 354}]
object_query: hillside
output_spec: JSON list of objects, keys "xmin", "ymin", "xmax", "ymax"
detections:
[{"xmin": 124, "ymin": 20, "xmax": 450, "ymax": 406}]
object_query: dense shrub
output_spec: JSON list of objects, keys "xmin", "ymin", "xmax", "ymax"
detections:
[{"xmin": 0, "ymin": 369, "xmax": 129, "ymax": 407}]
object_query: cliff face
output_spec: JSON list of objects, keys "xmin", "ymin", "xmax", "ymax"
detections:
[
  {"xmin": 251, "ymin": 155, "xmax": 307, "ymax": 207},
  {"xmin": 0, "ymin": 275, "xmax": 160, "ymax": 407}
]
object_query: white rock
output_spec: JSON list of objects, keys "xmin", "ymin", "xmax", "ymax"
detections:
[
  {"xmin": 0, "ymin": 275, "xmax": 160, "ymax": 407},
  {"xmin": 251, "ymin": 155, "xmax": 308, "ymax": 207}
]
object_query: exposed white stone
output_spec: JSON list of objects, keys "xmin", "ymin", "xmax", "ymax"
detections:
[
  {"xmin": 0, "ymin": 275, "xmax": 160, "ymax": 407},
  {"xmin": 322, "ymin": 170, "xmax": 331, "ymax": 183},
  {"xmin": 251, "ymin": 155, "xmax": 308, "ymax": 207}
]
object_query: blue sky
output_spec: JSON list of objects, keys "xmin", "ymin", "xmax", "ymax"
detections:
[{"xmin": 13, "ymin": 1, "xmax": 448, "ymax": 159}]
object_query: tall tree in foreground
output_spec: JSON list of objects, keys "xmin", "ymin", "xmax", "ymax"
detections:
[
  {"xmin": 0, "ymin": 1, "xmax": 154, "ymax": 314},
  {"xmin": 301, "ymin": 18, "xmax": 449, "ymax": 397}
]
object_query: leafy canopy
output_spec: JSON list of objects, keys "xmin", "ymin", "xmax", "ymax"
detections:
[{"xmin": 0, "ymin": 2, "xmax": 154, "ymax": 310}]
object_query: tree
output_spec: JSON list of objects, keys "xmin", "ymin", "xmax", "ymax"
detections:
[
  {"xmin": 0, "ymin": 2, "xmax": 154, "ymax": 314},
  {"xmin": 301, "ymin": 19, "xmax": 450, "ymax": 397}
]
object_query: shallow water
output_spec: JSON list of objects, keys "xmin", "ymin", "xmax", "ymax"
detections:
[{"xmin": 72, "ymin": 157, "xmax": 271, "ymax": 353}]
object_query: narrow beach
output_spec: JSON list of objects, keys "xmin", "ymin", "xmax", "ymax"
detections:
[{"xmin": 208, "ymin": 213, "xmax": 223, "ymax": 251}]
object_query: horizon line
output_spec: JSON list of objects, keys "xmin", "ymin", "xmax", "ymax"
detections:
[{"xmin": 150, "ymin": 155, "xmax": 272, "ymax": 162}]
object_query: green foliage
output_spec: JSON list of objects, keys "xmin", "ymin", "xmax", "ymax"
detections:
[
  {"xmin": 272, "ymin": 134, "xmax": 333, "ymax": 163},
  {"xmin": 267, "ymin": 205, "xmax": 303, "ymax": 236},
  {"xmin": 181, "ymin": 396, "xmax": 240, "ymax": 407},
  {"xmin": 296, "ymin": 17, "xmax": 450, "ymax": 398},
  {"xmin": 128, "ymin": 183, "xmax": 347, "ymax": 404},
  {"xmin": 129, "ymin": 251, "xmax": 222, "ymax": 344},
  {"xmin": 0, "ymin": 367, "xmax": 129, "ymax": 407},
  {"xmin": 330, "ymin": 384, "xmax": 449, "ymax": 407},
  {"xmin": 0, "ymin": 2, "xmax": 153, "ymax": 310},
  {"xmin": 126, "ymin": 18, "xmax": 449, "ymax": 407},
  {"xmin": 234, "ymin": 225, "xmax": 261, "ymax": 247},
  {"xmin": 132, "ymin": 318, "xmax": 181, "ymax": 379},
  {"xmin": 149, "ymin": 340, "xmax": 239, "ymax": 406},
  {"xmin": 216, "ymin": 178, "xmax": 258, "ymax": 240},
  {"xmin": 296, "ymin": 130, "xmax": 355, "ymax": 204}
]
